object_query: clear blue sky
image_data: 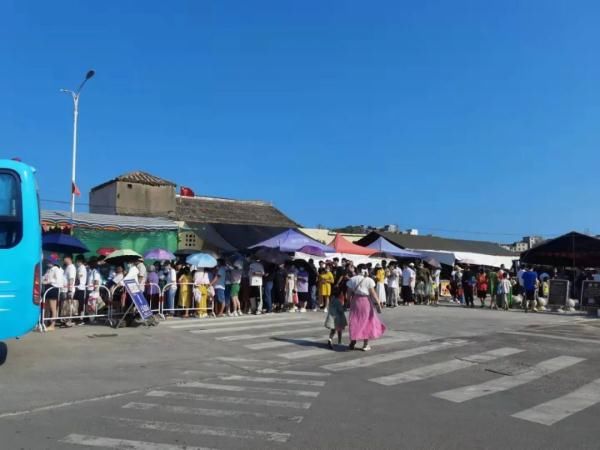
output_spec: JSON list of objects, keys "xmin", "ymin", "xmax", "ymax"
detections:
[{"xmin": 1, "ymin": 1, "xmax": 599, "ymax": 242}]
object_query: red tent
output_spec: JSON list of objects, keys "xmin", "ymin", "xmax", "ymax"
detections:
[{"xmin": 328, "ymin": 234, "xmax": 377, "ymax": 256}]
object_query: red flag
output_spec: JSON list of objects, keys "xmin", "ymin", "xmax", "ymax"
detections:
[
  {"xmin": 72, "ymin": 182, "xmax": 81, "ymax": 197},
  {"xmin": 180, "ymin": 186, "xmax": 195, "ymax": 197}
]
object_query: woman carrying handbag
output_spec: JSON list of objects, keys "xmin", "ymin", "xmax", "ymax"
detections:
[{"xmin": 346, "ymin": 264, "xmax": 386, "ymax": 351}]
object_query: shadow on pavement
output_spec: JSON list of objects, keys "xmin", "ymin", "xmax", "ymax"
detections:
[{"xmin": 0, "ymin": 342, "xmax": 7, "ymax": 366}]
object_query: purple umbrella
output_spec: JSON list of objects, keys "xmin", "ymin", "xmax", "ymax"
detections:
[
  {"xmin": 249, "ymin": 229, "xmax": 334, "ymax": 254},
  {"xmin": 144, "ymin": 248, "xmax": 176, "ymax": 261},
  {"xmin": 367, "ymin": 237, "xmax": 422, "ymax": 258}
]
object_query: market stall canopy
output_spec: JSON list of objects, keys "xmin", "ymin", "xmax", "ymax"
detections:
[
  {"xmin": 249, "ymin": 229, "xmax": 335, "ymax": 254},
  {"xmin": 366, "ymin": 237, "xmax": 422, "ymax": 258},
  {"xmin": 521, "ymin": 231, "xmax": 600, "ymax": 267},
  {"xmin": 42, "ymin": 233, "xmax": 89, "ymax": 254},
  {"xmin": 328, "ymin": 233, "xmax": 377, "ymax": 256}
]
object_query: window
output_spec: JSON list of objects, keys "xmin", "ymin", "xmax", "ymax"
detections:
[{"xmin": 0, "ymin": 171, "xmax": 22, "ymax": 248}]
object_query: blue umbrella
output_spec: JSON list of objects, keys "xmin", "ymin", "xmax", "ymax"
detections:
[
  {"xmin": 42, "ymin": 233, "xmax": 89, "ymax": 254},
  {"xmin": 186, "ymin": 252, "xmax": 218, "ymax": 268}
]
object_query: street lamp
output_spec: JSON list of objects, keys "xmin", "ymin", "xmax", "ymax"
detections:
[{"xmin": 61, "ymin": 69, "xmax": 95, "ymax": 216}]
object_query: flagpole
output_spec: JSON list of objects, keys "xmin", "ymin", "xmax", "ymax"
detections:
[{"xmin": 61, "ymin": 70, "xmax": 95, "ymax": 230}]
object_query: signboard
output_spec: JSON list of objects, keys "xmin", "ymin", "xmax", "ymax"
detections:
[
  {"xmin": 123, "ymin": 279, "xmax": 154, "ymax": 321},
  {"xmin": 548, "ymin": 279, "xmax": 569, "ymax": 308},
  {"xmin": 580, "ymin": 280, "xmax": 600, "ymax": 309}
]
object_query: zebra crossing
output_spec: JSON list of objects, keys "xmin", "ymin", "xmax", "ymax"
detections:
[
  {"xmin": 159, "ymin": 313, "xmax": 600, "ymax": 429},
  {"xmin": 56, "ymin": 352, "xmax": 330, "ymax": 449}
]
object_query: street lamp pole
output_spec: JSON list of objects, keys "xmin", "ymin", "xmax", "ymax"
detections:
[{"xmin": 61, "ymin": 70, "xmax": 95, "ymax": 217}]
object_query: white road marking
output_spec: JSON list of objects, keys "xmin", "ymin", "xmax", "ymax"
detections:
[
  {"xmin": 216, "ymin": 326, "xmax": 324, "ymax": 342},
  {"xmin": 189, "ymin": 321, "xmax": 311, "ymax": 335},
  {"xmin": 501, "ymin": 331, "xmax": 600, "ymax": 345},
  {"xmin": 179, "ymin": 381, "xmax": 320, "ymax": 398},
  {"xmin": 168, "ymin": 316, "xmax": 296, "ymax": 330},
  {"xmin": 257, "ymin": 368, "xmax": 331, "ymax": 377},
  {"xmin": 60, "ymin": 434, "xmax": 216, "ymax": 450},
  {"xmin": 0, "ymin": 390, "xmax": 140, "ymax": 419},
  {"xmin": 280, "ymin": 335, "xmax": 430, "ymax": 360},
  {"xmin": 370, "ymin": 347, "xmax": 524, "ymax": 386},
  {"xmin": 246, "ymin": 339, "xmax": 315, "ymax": 350},
  {"xmin": 322, "ymin": 339, "xmax": 468, "ymax": 372},
  {"xmin": 146, "ymin": 390, "xmax": 312, "ymax": 409},
  {"xmin": 217, "ymin": 375, "xmax": 326, "ymax": 387},
  {"xmin": 433, "ymin": 356, "xmax": 585, "ymax": 403},
  {"xmin": 511, "ymin": 378, "xmax": 600, "ymax": 426},
  {"xmin": 112, "ymin": 417, "xmax": 291, "ymax": 443},
  {"xmin": 123, "ymin": 402, "xmax": 304, "ymax": 423}
]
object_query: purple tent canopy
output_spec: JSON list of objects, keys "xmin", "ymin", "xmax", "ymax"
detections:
[
  {"xmin": 366, "ymin": 237, "xmax": 422, "ymax": 258},
  {"xmin": 249, "ymin": 229, "xmax": 335, "ymax": 254}
]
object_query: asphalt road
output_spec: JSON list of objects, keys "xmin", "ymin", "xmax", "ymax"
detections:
[{"xmin": 1, "ymin": 305, "xmax": 599, "ymax": 450}]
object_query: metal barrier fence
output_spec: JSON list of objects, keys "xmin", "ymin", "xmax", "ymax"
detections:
[
  {"xmin": 161, "ymin": 282, "xmax": 215, "ymax": 318},
  {"xmin": 39, "ymin": 285, "xmax": 113, "ymax": 332}
]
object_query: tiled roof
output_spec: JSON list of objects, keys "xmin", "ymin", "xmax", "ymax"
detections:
[
  {"xmin": 357, "ymin": 231, "xmax": 516, "ymax": 256},
  {"xmin": 176, "ymin": 196, "xmax": 300, "ymax": 228},
  {"xmin": 42, "ymin": 210, "xmax": 178, "ymax": 231},
  {"xmin": 91, "ymin": 171, "xmax": 176, "ymax": 191}
]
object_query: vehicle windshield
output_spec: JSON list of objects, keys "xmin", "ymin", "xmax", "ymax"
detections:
[{"xmin": 0, "ymin": 171, "xmax": 22, "ymax": 248}]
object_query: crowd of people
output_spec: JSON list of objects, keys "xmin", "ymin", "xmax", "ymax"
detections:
[{"xmin": 42, "ymin": 251, "xmax": 590, "ymax": 332}]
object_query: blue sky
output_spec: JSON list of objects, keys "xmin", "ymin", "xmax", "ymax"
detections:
[{"xmin": 1, "ymin": 1, "xmax": 599, "ymax": 242}]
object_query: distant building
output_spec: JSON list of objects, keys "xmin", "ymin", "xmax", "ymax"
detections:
[
  {"xmin": 90, "ymin": 171, "xmax": 177, "ymax": 218},
  {"xmin": 383, "ymin": 224, "xmax": 398, "ymax": 233},
  {"xmin": 89, "ymin": 170, "xmax": 300, "ymax": 251},
  {"xmin": 502, "ymin": 235, "xmax": 544, "ymax": 253}
]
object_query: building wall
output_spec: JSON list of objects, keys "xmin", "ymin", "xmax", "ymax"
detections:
[
  {"xmin": 115, "ymin": 181, "xmax": 176, "ymax": 217},
  {"xmin": 90, "ymin": 181, "xmax": 176, "ymax": 217},
  {"xmin": 89, "ymin": 183, "xmax": 117, "ymax": 215}
]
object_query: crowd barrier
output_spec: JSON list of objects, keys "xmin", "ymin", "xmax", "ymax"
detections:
[
  {"xmin": 160, "ymin": 282, "xmax": 215, "ymax": 318},
  {"xmin": 38, "ymin": 285, "xmax": 114, "ymax": 332}
]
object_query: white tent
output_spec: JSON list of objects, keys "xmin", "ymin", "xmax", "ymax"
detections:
[{"xmin": 410, "ymin": 249, "xmax": 515, "ymax": 268}]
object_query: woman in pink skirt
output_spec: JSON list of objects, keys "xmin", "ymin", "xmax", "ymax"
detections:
[{"xmin": 346, "ymin": 265, "xmax": 386, "ymax": 351}]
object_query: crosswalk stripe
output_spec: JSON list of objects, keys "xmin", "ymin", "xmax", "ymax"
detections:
[
  {"xmin": 217, "ymin": 375, "xmax": 327, "ymax": 387},
  {"xmin": 256, "ymin": 368, "xmax": 331, "ymax": 377},
  {"xmin": 370, "ymin": 347, "xmax": 524, "ymax": 386},
  {"xmin": 146, "ymin": 390, "xmax": 312, "ymax": 409},
  {"xmin": 123, "ymin": 402, "xmax": 304, "ymax": 423},
  {"xmin": 511, "ymin": 378, "xmax": 600, "ymax": 426},
  {"xmin": 178, "ymin": 381, "xmax": 320, "ymax": 398},
  {"xmin": 189, "ymin": 321, "xmax": 311, "ymax": 335},
  {"xmin": 279, "ymin": 335, "xmax": 429, "ymax": 360},
  {"xmin": 215, "ymin": 325, "xmax": 324, "ymax": 341},
  {"xmin": 60, "ymin": 433, "xmax": 216, "ymax": 450},
  {"xmin": 322, "ymin": 339, "xmax": 468, "ymax": 372},
  {"xmin": 246, "ymin": 338, "xmax": 315, "ymax": 350},
  {"xmin": 112, "ymin": 417, "xmax": 291, "ymax": 443},
  {"xmin": 163, "ymin": 314, "xmax": 284, "ymax": 327},
  {"xmin": 170, "ymin": 316, "xmax": 298, "ymax": 330},
  {"xmin": 433, "ymin": 356, "xmax": 585, "ymax": 403}
]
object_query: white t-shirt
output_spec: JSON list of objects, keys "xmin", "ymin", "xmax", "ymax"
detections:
[
  {"xmin": 65, "ymin": 264, "xmax": 76, "ymax": 293},
  {"xmin": 136, "ymin": 262, "xmax": 147, "ymax": 288},
  {"xmin": 194, "ymin": 270, "xmax": 210, "ymax": 285},
  {"xmin": 124, "ymin": 265, "xmax": 139, "ymax": 282},
  {"xmin": 388, "ymin": 268, "xmax": 401, "ymax": 289},
  {"xmin": 112, "ymin": 273, "xmax": 124, "ymax": 287},
  {"xmin": 76, "ymin": 264, "xmax": 87, "ymax": 291},
  {"xmin": 249, "ymin": 262, "xmax": 265, "ymax": 287},
  {"xmin": 347, "ymin": 275, "xmax": 376, "ymax": 296},
  {"xmin": 87, "ymin": 269, "xmax": 101, "ymax": 293},
  {"xmin": 48, "ymin": 266, "xmax": 64, "ymax": 288},
  {"xmin": 432, "ymin": 269, "xmax": 441, "ymax": 284},
  {"xmin": 402, "ymin": 267, "xmax": 416, "ymax": 287},
  {"xmin": 517, "ymin": 269, "xmax": 525, "ymax": 286}
]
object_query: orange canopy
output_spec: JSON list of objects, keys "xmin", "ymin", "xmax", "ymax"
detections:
[{"xmin": 328, "ymin": 234, "xmax": 377, "ymax": 256}]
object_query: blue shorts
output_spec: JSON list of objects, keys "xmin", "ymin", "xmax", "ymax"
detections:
[{"xmin": 216, "ymin": 288, "xmax": 227, "ymax": 304}]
